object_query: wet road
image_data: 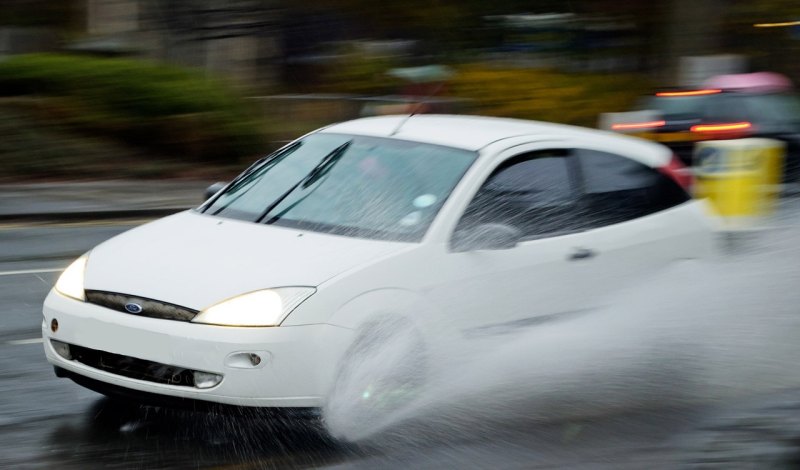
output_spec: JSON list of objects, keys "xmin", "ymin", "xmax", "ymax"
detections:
[{"xmin": 1, "ymin": 206, "xmax": 800, "ymax": 469}]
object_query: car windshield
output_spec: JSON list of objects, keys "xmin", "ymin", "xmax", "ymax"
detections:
[{"xmin": 201, "ymin": 133, "xmax": 477, "ymax": 242}]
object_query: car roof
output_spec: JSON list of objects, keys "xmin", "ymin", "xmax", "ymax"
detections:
[{"xmin": 320, "ymin": 114, "xmax": 647, "ymax": 152}]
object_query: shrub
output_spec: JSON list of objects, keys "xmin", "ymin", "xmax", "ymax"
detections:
[
  {"xmin": 316, "ymin": 44, "xmax": 403, "ymax": 95},
  {"xmin": 0, "ymin": 54, "xmax": 266, "ymax": 162},
  {"xmin": 449, "ymin": 64, "xmax": 651, "ymax": 128},
  {"xmin": 0, "ymin": 106, "xmax": 148, "ymax": 179}
]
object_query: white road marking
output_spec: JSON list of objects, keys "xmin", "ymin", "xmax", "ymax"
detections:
[
  {"xmin": 0, "ymin": 268, "xmax": 63, "ymax": 277},
  {"xmin": 6, "ymin": 338, "xmax": 43, "ymax": 345}
]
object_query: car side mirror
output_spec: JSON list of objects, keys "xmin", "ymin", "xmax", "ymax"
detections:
[
  {"xmin": 451, "ymin": 223, "xmax": 522, "ymax": 253},
  {"xmin": 204, "ymin": 181, "xmax": 227, "ymax": 201}
]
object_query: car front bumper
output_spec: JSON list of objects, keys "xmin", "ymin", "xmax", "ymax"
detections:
[{"xmin": 42, "ymin": 290, "xmax": 354, "ymax": 408}]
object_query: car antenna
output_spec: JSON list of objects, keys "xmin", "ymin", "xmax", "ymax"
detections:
[{"xmin": 389, "ymin": 82, "xmax": 446, "ymax": 136}]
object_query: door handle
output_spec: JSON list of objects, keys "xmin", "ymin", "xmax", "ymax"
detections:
[{"xmin": 569, "ymin": 247, "xmax": 595, "ymax": 260}]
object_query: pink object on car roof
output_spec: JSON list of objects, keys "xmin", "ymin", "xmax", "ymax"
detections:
[{"xmin": 703, "ymin": 72, "xmax": 794, "ymax": 93}]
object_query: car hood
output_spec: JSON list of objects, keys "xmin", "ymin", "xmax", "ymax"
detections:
[{"xmin": 84, "ymin": 211, "xmax": 411, "ymax": 311}]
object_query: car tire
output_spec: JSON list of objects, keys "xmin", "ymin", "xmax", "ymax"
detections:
[{"xmin": 322, "ymin": 316, "xmax": 427, "ymax": 443}]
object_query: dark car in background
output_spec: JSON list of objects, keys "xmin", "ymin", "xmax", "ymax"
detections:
[{"xmin": 614, "ymin": 73, "xmax": 800, "ymax": 182}]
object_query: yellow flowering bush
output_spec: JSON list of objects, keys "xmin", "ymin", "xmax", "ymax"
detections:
[{"xmin": 450, "ymin": 64, "xmax": 650, "ymax": 128}]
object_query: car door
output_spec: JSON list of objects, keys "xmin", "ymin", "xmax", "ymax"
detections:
[
  {"xmin": 425, "ymin": 147, "xmax": 602, "ymax": 338},
  {"xmin": 568, "ymin": 146, "xmax": 712, "ymax": 303}
]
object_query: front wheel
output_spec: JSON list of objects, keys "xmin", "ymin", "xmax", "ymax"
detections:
[{"xmin": 323, "ymin": 318, "xmax": 426, "ymax": 442}]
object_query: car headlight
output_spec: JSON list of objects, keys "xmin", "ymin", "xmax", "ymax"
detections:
[
  {"xmin": 54, "ymin": 255, "xmax": 88, "ymax": 301},
  {"xmin": 192, "ymin": 287, "xmax": 315, "ymax": 327}
]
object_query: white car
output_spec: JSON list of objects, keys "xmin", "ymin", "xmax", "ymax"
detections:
[{"xmin": 43, "ymin": 115, "xmax": 713, "ymax": 417}]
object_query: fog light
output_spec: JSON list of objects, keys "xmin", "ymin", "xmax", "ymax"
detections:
[
  {"xmin": 50, "ymin": 319, "xmax": 59, "ymax": 333},
  {"xmin": 50, "ymin": 339, "xmax": 72, "ymax": 360},
  {"xmin": 193, "ymin": 371, "xmax": 223, "ymax": 389}
]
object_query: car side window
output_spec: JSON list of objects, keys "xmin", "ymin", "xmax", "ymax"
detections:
[
  {"xmin": 575, "ymin": 149, "xmax": 689, "ymax": 228},
  {"xmin": 456, "ymin": 149, "xmax": 581, "ymax": 239}
]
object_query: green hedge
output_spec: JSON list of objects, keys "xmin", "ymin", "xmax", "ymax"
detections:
[{"xmin": 0, "ymin": 54, "xmax": 265, "ymax": 162}]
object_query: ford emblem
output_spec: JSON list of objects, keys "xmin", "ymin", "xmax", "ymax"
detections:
[{"xmin": 124, "ymin": 302, "xmax": 143, "ymax": 314}]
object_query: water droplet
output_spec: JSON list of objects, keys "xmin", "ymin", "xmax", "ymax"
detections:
[{"xmin": 413, "ymin": 194, "xmax": 437, "ymax": 208}]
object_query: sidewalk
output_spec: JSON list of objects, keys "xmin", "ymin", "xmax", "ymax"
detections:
[{"xmin": 0, "ymin": 180, "xmax": 214, "ymax": 222}]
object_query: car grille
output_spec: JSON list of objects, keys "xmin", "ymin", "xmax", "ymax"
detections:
[
  {"xmin": 70, "ymin": 343, "xmax": 197, "ymax": 387},
  {"xmin": 85, "ymin": 290, "xmax": 198, "ymax": 322}
]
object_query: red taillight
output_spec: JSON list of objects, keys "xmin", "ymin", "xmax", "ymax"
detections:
[
  {"xmin": 611, "ymin": 120, "xmax": 666, "ymax": 131},
  {"xmin": 659, "ymin": 155, "xmax": 693, "ymax": 191}
]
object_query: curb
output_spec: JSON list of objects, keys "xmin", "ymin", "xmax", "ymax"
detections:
[
  {"xmin": 0, "ymin": 252, "xmax": 87, "ymax": 264},
  {"xmin": 0, "ymin": 207, "xmax": 189, "ymax": 223}
]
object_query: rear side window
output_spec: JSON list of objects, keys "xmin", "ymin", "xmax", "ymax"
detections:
[{"xmin": 575, "ymin": 150, "xmax": 689, "ymax": 228}]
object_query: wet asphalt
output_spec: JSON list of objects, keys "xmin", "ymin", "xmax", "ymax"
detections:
[{"xmin": 2, "ymin": 210, "xmax": 800, "ymax": 469}]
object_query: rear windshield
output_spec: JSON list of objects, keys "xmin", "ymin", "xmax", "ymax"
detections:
[{"xmin": 637, "ymin": 95, "xmax": 710, "ymax": 119}]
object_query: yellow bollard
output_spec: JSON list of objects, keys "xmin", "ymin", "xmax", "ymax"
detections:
[{"xmin": 693, "ymin": 138, "xmax": 785, "ymax": 229}]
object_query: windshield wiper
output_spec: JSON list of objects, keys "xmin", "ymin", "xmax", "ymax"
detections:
[
  {"xmin": 203, "ymin": 141, "xmax": 302, "ymax": 215},
  {"xmin": 254, "ymin": 140, "xmax": 352, "ymax": 224}
]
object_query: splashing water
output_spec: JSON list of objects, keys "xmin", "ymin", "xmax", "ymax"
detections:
[{"xmin": 323, "ymin": 214, "xmax": 800, "ymax": 446}]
